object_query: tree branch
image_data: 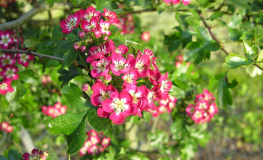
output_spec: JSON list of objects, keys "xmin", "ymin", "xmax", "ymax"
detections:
[
  {"xmin": 0, "ymin": 3, "xmax": 70, "ymax": 31},
  {"xmin": 2, "ymin": 49, "xmax": 64, "ymax": 62},
  {"xmin": 200, "ymin": 13, "xmax": 263, "ymax": 71}
]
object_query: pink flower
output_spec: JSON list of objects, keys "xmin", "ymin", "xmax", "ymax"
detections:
[
  {"xmin": 73, "ymin": 43, "xmax": 80, "ymax": 50},
  {"xmin": 0, "ymin": 122, "xmax": 9, "ymax": 130},
  {"xmin": 17, "ymin": 53, "xmax": 35, "ymax": 67},
  {"xmin": 102, "ymin": 9, "xmax": 119, "ymax": 24},
  {"xmin": 0, "ymin": 53, "xmax": 16, "ymax": 68},
  {"xmin": 122, "ymin": 69, "xmax": 139, "ymax": 85},
  {"xmin": 0, "ymin": 65, "xmax": 19, "ymax": 80},
  {"xmin": 110, "ymin": 52, "xmax": 135, "ymax": 76},
  {"xmin": 80, "ymin": 46, "xmax": 86, "ymax": 52},
  {"xmin": 91, "ymin": 56, "xmax": 111, "ymax": 78},
  {"xmin": 0, "ymin": 30, "xmax": 14, "ymax": 49},
  {"xmin": 104, "ymin": 36, "xmax": 108, "ymax": 41},
  {"xmin": 135, "ymin": 54, "xmax": 150, "ymax": 77},
  {"xmin": 79, "ymin": 6, "xmax": 101, "ymax": 22},
  {"xmin": 145, "ymin": 89, "xmax": 158, "ymax": 111},
  {"xmin": 114, "ymin": 45, "xmax": 129, "ymax": 55},
  {"xmin": 89, "ymin": 136, "xmax": 100, "ymax": 145},
  {"xmin": 81, "ymin": 17, "xmax": 99, "ymax": 33},
  {"xmin": 196, "ymin": 100, "xmax": 209, "ymax": 110},
  {"xmin": 22, "ymin": 153, "xmax": 30, "ymax": 160},
  {"xmin": 156, "ymin": 73, "xmax": 172, "ymax": 100},
  {"xmin": 101, "ymin": 137, "xmax": 111, "ymax": 148},
  {"xmin": 101, "ymin": 91, "xmax": 133, "ymax": 124},
  {"xmin": 79, "ymin": 31, "xmax": 85, "ymax": 38},
  {"xmin": 91, "ymin": 82, "xmax": 117, "ymax": 106},
  {"xmin": 208, "ymin": 103, "xmax": 218, "ymax": 116},
  {"xmin": 182, "ymin": 0, "xmax": 191, "ymax": 5},
  {"xmin": 82, "ymin": 83, "xmax": 90, "ymax": 92},
  {"xmin": 5, "ymin": 125, "xmax": 13, "ymax": 133},
  {"xmin": 141, "ymin": 31, "xmax": 150, "ymax": 42},
  {"xmin": 186, "ymin": 104, "xmax": 195, "ymax": 117},
  {"xmin": 60, "ymin": 12, "xmax": 81, "ymax": 34},
  {"xmin": 88, "ymin": 145, "xmax": 99, "ymax": 154},
  {"xmin": 99, "ymin": 19, "xmax": 111, "ymax": 36},
  {"xmin": 94, "ymin": 31, "xmax": 101, "ymax": 38}
]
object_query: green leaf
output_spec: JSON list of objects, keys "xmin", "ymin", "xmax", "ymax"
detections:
[
  {"xmin": 223, "ymin": 53, "xmax": 252, "ymax": 69},
  {"xmin": 169, "ymin": 85, "xmax": 184, "ymax": 97},
  {"xmin": 62, "ymin": 83, "xmax": 91, "ymax": 109},
  {"xmin": 175, "ymin": 11, "xmax": 185, "ymax": 30},
  {"xmin": 0, "ymin": 156, "xmax": 8, "ymax": 160},
  {"xmin": 196, "ymin": 26, "xmax": 212, "ymax": 41},
  {"xmin": 59, "ymin": 65, "xmax": 82, "ymax": 87},
  {"xmin": 109, "ymin": 25, "xmax": 119, "ymax": 38},
  {"xmin": 45, "ymin": 53, "xmax": 64, "ymax": 68},
  {"xmin": 52, "ymin": 26, "xmax": 62, "ymax": 38},
  {"xmin": 113, "ymin": 9, "xmax": 123, "ymax": 13},
  {"xmin": 209, "ymin": 11, "xmax": 223, "ymax": 21},
  {"xmin": 208, "ymin": 76, "xmax": 218, "ymax": 92},
  {"xmin": 8, "ymin": 149, "xmax": 22, "ymax": 160},
  {"xmin": 246, "ymin": 65, "xmax": 262, "ymax": 77},
  {"xmin": 87, "ymin": 107, "xmax": 112, "ymax": 131},
  {"xmin": 62, "ymin": 48, "xmax": 77, "ymax": 67},
  {"xmin": 18, "ymin": 69, "xmax": 38, "ymax": 84},
  {"xmin": 48, "ymin": 110, "xmax": 88, "ymax": 135},
  {"xmin": 168, "ymin": 40, "xmax": 182, "ymax": 52},
  {"xmin": 105, "ymin": 146, "xmax": 116, "ymax": 160},
  {"xmin": 228, "ymin": 28, "xmax": 242, "ymax": 41},
  {"xmin": 24, "ymin": 39, "xmax": 40, "ymax": 49},
  {"xmin": 217, "ymin": 78, "xmax": 233, "ymax": 108},
  {"xmin": 228, "ymin": 14, "xmax": 242, "ymax": 28},
  {"xmin": 243, "ymin": 40, "xmax": 257, "ymax": 61},
  {"xmin": 139, "ymin": 0, "xmax": 149, "ymax": 8},
  {"xmin": 66, "ymin": 111, "xmax": 88, "ymax": 154},
  {"xmin": 206, "ymin": 41, "xmax": 220, "ymax": 51}
]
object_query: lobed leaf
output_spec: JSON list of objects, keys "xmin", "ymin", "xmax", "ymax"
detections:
[{"xmin": 87, "ymin": 107, "xmax": 112, "ymax": 132}]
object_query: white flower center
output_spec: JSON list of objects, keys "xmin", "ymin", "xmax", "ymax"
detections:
[
  {"xmin": 199, "ymin": 103, "xmax": 206, "ymax": 109},
  {"xmin": 1, "ymin": 36, "xmax": 10, "ymax": 45},
  {"xmin": 99, "ymin": 90, "xmax": 111, "ymax": 102},
  {"xmin": 0, "ymin": 83, "xmax": 8, "ymax": 90},
  {"xmin": 135, "ymin": 60, "xmax": 145, "ymax": 71},
  {"xmin": 96, "ymin": 59, "xmax": 108, "ymax": 73},
  {"xmin": 160, "ymin": 80, "xmax": 168, "ymax": 92},
  {"xmin": 114, "ymin": 60, "xmax": 125, "ymax": 71},
  {"xmin": 123, "ymin": 73, "xmax": 134, "ymax": 84},
  {"xmin": 6, "ymin": 68, "xmax": 15, "ymax": 78},
  {"xmin": 66, "ymin": 17, "xmax": 77, "ymax": 30},
  {"xmin": 111, "ymin": 98, "xmax": 128, "ymax": 114},
  {"xmin": 147, "ymin": 92, "xmax": 155, "ymax": 103},
  {"xmin": 20, "ymin": 54, "xmax": 28, "ymax": 63}
]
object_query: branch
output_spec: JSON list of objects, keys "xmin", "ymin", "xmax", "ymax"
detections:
[
  {"xmin": 200, "ymin": 13, "xmax": 263, "ymax": 71},
  {"xmin": 2, "ymin": 49, "xmax": 64, "ymax": 62},
  {"xmin": 0, "ymin": 3, "xmax": 70, "ymax": 31}
]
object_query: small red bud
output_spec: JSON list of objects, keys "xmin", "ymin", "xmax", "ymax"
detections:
[{"xmin": 79, "ymin": 31, "xmax": 85, "ymax": 38}]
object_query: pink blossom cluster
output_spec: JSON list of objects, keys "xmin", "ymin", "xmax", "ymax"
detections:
[
  {"xmin": 85, "ymin": 38, "xmax": 172, "ymax": 124},
  {"xmin": 79, "ymin": 129, "xmax": 111, "ymax": 156},
  {"xmin": 149, "ymin": 95, "xmax": 177, "ymax": 117},
  {"xmin": 22, "ymin": 148, "xmax": 49, "ymax": 160},
  {"xmin": 163, "ymin": 0, "xmax": 191, "ymax": 5},
  {"xmin": 175, "ymin": 55, "xmax": 190, "ymax": 68},
  {"xmin": 60, "ymin": 6, "xmax": 119, "ymax": 38},
  {"xmin": 41, "ymin": 102, "xmax": 67, "ymax": 118},
  {"xmin": 0, "ymin": 122, "xmax": 13, "ymax": 133},
  {"xmin": 41, "ymin": 74, "xmax": 52, "ymax": 85},
  {"xmin": 186, "ymin": 89, "xmax": 218, "ymax": 124},
  {"xmin": 0, "ymin": 0, "xmax": 16, "ymax": 8},
  {"xmin": 0, "ymin": 30, "xmax": 34, "ymax": 95},
  {"xmin": 116, "ymin": 14, "xmax": 135, "ymax": 35}
]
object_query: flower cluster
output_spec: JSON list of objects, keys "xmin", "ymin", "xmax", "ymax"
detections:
[
  {"xmin": 22, "ymin": 148, "xmax": 49, "ymax": 160},
  {"xmin": 141, "ymin": 31, "xmax": 150, "ymax": 42},
  {"xmin": 0, "ymin": 122, "xmax": 13, "ymax": 133},
  {"xmin": 79, "ymin": 130, "xmax": 111, "ymax": 156},
  {"xmin": 0, "ymin": 0, "xmax": 16, "ymax": 8},
  {"xmin": 116, "ymin": 14, "xmax": 135, "ymax": 35},
  {"xmin": 41, "ymin": 74, "xmax": 52, "ymax": 85},
  {"xmin": 163, "ymin": 0, "xmax": 191, "ymax": 5},
  {"xmin": 186, "ymin": 89, "xmax": 218, "ymax": 124},
  {"xmin": 149, "ymin": 95, "xmax": 177, "ymax": 117},
  {"xmin": 0, "ymin": 29, "xmax": 34, "ymax": 95},
  {"xmin": 60, "ymin": 6, "xmax": 119, "ymax": 38},
  {"xmin": 42, "ymin": 102, "xmax": 67, "ymax": 118},
  {"xmin": 175, "ymin": 55, "xmax": 190, "ymax": 68}
]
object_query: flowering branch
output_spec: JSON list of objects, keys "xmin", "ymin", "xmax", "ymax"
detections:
[
  {"xmin": 0, "ymin": 3, "xmax": 70, "ymax": 30},
  {"xmin": 199, "ymin": 13, "xmax": 263, "ymax": 71},
  {"xmin": 2, "ymin": 49, "xmax": 64, "ymax": 62}
]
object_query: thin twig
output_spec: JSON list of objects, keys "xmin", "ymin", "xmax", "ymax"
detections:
[{"xmin": 2, "ymin": 49, "xmax": 64, "ymax": 61}]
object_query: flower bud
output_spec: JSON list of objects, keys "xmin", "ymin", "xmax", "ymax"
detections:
[
  {"xmin": 73, "ymin": 44, "xmax": 80, "ymax": 50},
  {"xmin": 80, "ymin": 46, "xmax": 86, "ymax": 52},
  {"xmin": 82, "ymin": 84, "xmax": 90, "ymax": 92},
  {"xmin": 79, "ymin": 31, "xmax": 85, "ymax": 38},
  {"xmin": 104, "ymin": 36, "xmax": 108, "ymax": 41},
  {"xmin": 94, "ymin": 31, "xmax": 101, "ymax": 38},
  {"xmin": 141, "ymin": 31, "xmax": 150, "ymax": 42},
  {"xmin": 103, "ymin": 74, "xmax": 112, "ymax": 83},
  {"xmin": 5, "ymin": 125, "xmax": 13, "ymax": 133}
]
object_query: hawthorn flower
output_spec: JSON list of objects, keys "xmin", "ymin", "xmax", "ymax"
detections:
[
  {"xmin": 81, "ymin": 17, "xmax": 98, "ymax": 33},
  {"xmin": 122, "ymin": 69, "xmax": 139, "ymax": 85},
  {"xmin": 99, "ymin": 19, "xmax": 111, "ymax": 36},
  {"xmin": 91, "ymin": 82, "xmax": 117, "ymax": 106},
  {"xmin": 186, "ymin": 104, "xmax": 196, "ymax": 117},
  {"xmin": 88, "ymin": 145, "xmax": 99, "ymax": 154},
  {"xmin": 102, "ymin": 8, "xmax": 119, "ymax": 24},
  {"xmin": 60, "ymin": 12, "xmax": 81, "ymax": 34},
  {"xmin": 0, "ymin": 122, "xmax": 8, "ymax": 130},
  {"xmin": 208, "ymin": 103, "xmax": 218, "ymax": 116},
  {"xmin": 141, "ymin": 31, "xmax": 150, "ymax": 42},
  {"xmin": 196, "ymin": 100, "xmax": 209, "ymax": 110},
  {"xmin": 91, "ymin": 56, "xmax": 111, "ymax": 78},
  {"xmin": 0, "ymin": 65, "xmax": 19, "ymax": 80},
  {"xmin": 101, "ymin": 137, "xmax": 111, "ymax": 148},
  {"xmin": 101, "ymin": 91, "xmax": 133, "ymax": 124},
  {"xmin": 17, "ymin": 53, "xmax": 35, "ymax": 67},
  {"xmin": 0, "ymin": 54, "xmax": 16, "ymax": 68},
  {"xmin": 110, "ymin": 52, "xmax": 136, "ymax": 76},
  {"xmin": 182, "ymin": 0, "xmax": 191, "ymax": 5},
  {"xmin": 114, "ymin": 45, "xmax": 129, "ymax": 55},
  {"xmin": 156, "ymin": 73, "xmax": 172, "ymax": 100},
  {"xmin": 79, "ymin": 6, "xmax": 101, "ymax": 22},
  {"xmin": 0, "ymin": 30, "xmax": 13, "ymax": 49},
  {"xmin": 135, "ymin": 54, "xmax": 150, "ymax": 77}
]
